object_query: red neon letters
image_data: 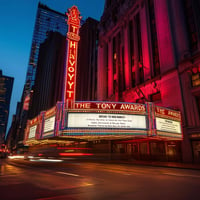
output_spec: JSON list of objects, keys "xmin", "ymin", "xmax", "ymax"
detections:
[{"xmin": 64, "ymin": 6, "xmax": 81, "ymax": 106}]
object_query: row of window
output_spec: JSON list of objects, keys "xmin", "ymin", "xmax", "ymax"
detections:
[
  {"xmin": 106, "ymin": 0, "xmax": 160, "ymax": 98},
  {"xmin": 104, "ymin": 0, "xmax": 200, "ymax": 100}
]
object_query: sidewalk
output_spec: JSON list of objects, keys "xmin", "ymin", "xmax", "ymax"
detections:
[
  {"xmin": 76, "ymin": 156, "xmax": 200, "ymax": 170},
  {"xmin": 110, "ymin": 159, "xmax": 200, "ymax": 170}
]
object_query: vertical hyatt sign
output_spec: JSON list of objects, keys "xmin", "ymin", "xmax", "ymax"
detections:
[{"xmin": 64, "ymin": 6, "xmax": 81, "ymax": 108}]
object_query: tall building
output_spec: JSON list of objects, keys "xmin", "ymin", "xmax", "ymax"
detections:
[
  {"xmin": 97, "ymin": 0, "xmax": 200, "ymax": 162},
  {"xmin": 14, "ymin": 3, "xmax": 68, "ymax": 149},
  {"xmin": 29, "ymin": 31, "xmax": 66, "ymax": 119},
  {"xmin": 0, "ymin": 70, "xmax": 14, "ymax": 144},
  {"xmin": 23, "ymin": 3, "xmax": 68, "ymax": 99},
  {"xmin": 76, "ymin": 17, "xmax": 99, "ymax": 101}
]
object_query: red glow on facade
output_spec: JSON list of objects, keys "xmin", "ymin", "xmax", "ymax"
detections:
[{"xmin": 64, "ymin": 6, "xmax": 81, "ymax": 107}]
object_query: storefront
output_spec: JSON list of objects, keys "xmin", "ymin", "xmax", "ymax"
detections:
[
  {"xmin": 190, "ymin": 133, "xmax": 200, "ymax": 163},
  {"xmin": 112, "ymin": 139, "xmax": 181, "ymax": 162}
]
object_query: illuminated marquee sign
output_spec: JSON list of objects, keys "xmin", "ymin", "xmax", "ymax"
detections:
[
  {"xmin": 155, "ymin": 106, "xmax": 182, "ymax": 138},
  {"xmin": 68, "ymin": 101, "xmax": 146, "ymax": 114},
  {"xmin": 28, "ymin": 125, "xmax": 37, "ymax": 139},
  {"xmin": 64, "ymin": 6, "xmax": 81, "ymax": 106},
  {"xmin": 156, "ymin": 117, "xmax": 181, "ymax": 134},
  {"xmin": 67, "ymin": 113, "xmax": 147, "ymax": 129},
  {"xmin": 155, "ymin": 106, "xmax": 181, "ymax": 121},
  {"xmin": 44, "ymin": 116, "xmax": 56, "ymax": 133},
  {"xmin": 43, "ymin": 106, "xmax": 56, "ymax": 137},
  {"xmin": 28, "ymin": 116, "xmax": 39, "ymax": 140}
]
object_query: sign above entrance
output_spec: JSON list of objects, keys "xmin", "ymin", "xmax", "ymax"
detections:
[
  {"xmin": 155, "ymin": 106, "xmax": 181, "ymax": 121},
  {"xmin": 154, "ymin": 105, "xmax": 182, "ymax": 139},
  {"xmin": 67, "ymin": 113, "xmax": 147, "ymax": 129},
  {"xmin": 67, "ymin": 101, "xmax": 147, "ymax": 114}
]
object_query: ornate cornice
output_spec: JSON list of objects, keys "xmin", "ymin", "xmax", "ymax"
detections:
[{"xmin": 99, "ymin": 0, "xmax": 138, "ymax": 35}]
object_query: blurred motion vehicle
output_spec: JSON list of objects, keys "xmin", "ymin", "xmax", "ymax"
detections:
[{"xmin": 26, "ymin": 141, "xmax": 93, "ymax": 160}]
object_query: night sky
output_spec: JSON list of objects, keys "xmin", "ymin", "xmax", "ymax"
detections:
[{"xmin": 0, "ymin": 0, "xmax": 105, "ymax": 134}]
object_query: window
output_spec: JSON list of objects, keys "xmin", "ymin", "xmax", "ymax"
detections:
[
  {"xmin": 113, "ymin": 37, "xmax": 117, "ymax": 74},
  {"xmin": 121, "ymin": 46, "xmax": 125, "ymax": 92},
  {"xmin": 196, "ymin": 96, "xmax": 200, "ymax": 117},
  {"xmin": 129, "ymin": 20, "xmax": 135, "ymax": 87},
  {"xmin": 135, "ymin": 14, "xmax": 144, "ymax": 83},
  {"xmin": 191, "ymin": 66, "xmax": 200, "ymax": 87},
  {"xmin": 114, "ymin": 80, "xmax": 117, "ymax": 94},
  {"xmin": 148, "ymin": 0, "xmax": 160, "ymax": 76},
  {"xmin": 183, "ymin": 0, "xmax": 198, "ymax": 52},
  {"xmin": 150, "ymin": 92, "xmax": 161, "ymax": 102},
  {"xmin": 132, "ymin": 70, "xmax": 136, "ymax": 87}
]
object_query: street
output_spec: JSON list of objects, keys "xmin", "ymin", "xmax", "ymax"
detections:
[{"xmin": 1, "ymin": 158, "xmax": 200, "ymax": 200}]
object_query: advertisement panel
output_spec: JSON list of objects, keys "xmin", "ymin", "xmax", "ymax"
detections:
[
  {"xmin": 44, "ymin": 116, "xmax": 55, "ymax": 133},
  {"xmin": 155, "ymin": 106, "xmax": 182, "ymax": 138},
  {"xmin": 156, "ymin": 117, "xmax": 181, "ymax": 134},
  {"xmin": 28, "ymin": 125, "xmax": 37, "ymax": 139},
  {"xmin": 67, "ymin": 113, "xmax": 147, "ymax": 129}
]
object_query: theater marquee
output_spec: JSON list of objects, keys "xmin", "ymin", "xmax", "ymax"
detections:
[
  {"xmin": 67, "ymin": 113, "xmax": 147, "ymax": 129},
  {"xmin": 25, "ymin": 5, "xmax": 183, "ymax": 144}
]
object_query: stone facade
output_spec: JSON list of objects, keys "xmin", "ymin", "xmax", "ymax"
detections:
[{"xmin": 97, "ymin": 0, "xmax": 200, "ymax": 162}]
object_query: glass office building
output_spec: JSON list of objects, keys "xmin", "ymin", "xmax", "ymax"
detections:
[
  {"xmin": 0, "ymin": 70, "xmax": 14, "ymax": 144},
  {"xmin": 24, "ymin": 3, "xmax": 68, "ymax": 93},
  {"xmin": 15, "ymin": 3, "xmax": 68, "ymax": 147}
]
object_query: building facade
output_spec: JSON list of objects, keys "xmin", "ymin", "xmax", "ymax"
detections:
[
  {"xmin": 97, "ymin": 0, "xmax": 200, "ymax": 162},
  {"xmin": 29, "ymin": 31, "xmax": 66, "ymax": 119},
  {"xmin": 0, "ymin": 70, "xmax": 14, "ymax": 145},
  {"xmin": 11, "ymin": 3, "xmax": 68, "ymax": 150},
  {"xmin": 76, "ymin": 17, "xmax": 99, "ymax": 101},
  {"xmin": 24, "ymin": 3, "xmax": 68, "ymax": 95}
]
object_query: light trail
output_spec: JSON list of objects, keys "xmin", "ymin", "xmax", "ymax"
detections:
[
  {"xmin": 163, "ymin": 172, "xmax": 200, "ymax": 178},
  {"xmin": 56, "ymin": 171, "xmax": 80, "ymax": 177}
]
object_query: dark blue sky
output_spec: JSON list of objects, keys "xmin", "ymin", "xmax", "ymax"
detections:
[{"xmin": 0, "ymin": 0, "xmax": 105, "ymax": 134}]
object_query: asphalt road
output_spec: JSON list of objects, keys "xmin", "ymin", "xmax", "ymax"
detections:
[{"xmin": 1, "ymin": 158, "xmax": 200, "ymax": 200}]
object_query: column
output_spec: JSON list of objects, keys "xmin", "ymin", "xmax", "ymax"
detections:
[
  {"xmin": 97, "ymin": 42, "xmax": 108, "ymax": 100},
  {"xmin": 168, "ymin": 0, "xmax": 190, "ymax": 61},
  {"xmin": 154, "ymin": 0, "xmax": 176, "ymax": 73},
  {"xmin": 140, "ymin": 2, "xmax": 151, "ymax": 81},
  {"xmin": 123, "ymin": 20, "xmax": 132, "ymax": 89},
  {"xmin": 133, "ymin": 17, "xmax": 140, "ymax": 85},
  {"xmin": 108, "ymin": 39, "xmax": 114, "ymax": 97}
]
